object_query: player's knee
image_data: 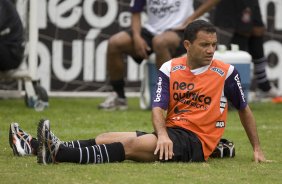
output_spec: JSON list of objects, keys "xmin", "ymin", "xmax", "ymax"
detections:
[
  {"xmin": 95, "ymin": 132, "xmax": 115, "ymax": 144},
  {"xmin": 252, "ymin": 27, "xmax": 265, "ymax": 36},
  {"xmin": 120, "ymin": 137, "xmax": 137, "ymax": 157},
  {"xmin": 108, "ymin": 32, "xmax": 129, "ymax": 50},
  {"xmin": 108, "ymin": 35, "xmax": 121, "ymax": 50},
  {"xmin": 152, "ymin": 37, "xmax": 168, "ymax": 52},
  {"xmin": 152, "ymin": 36, "xmax": 179, "ymax": 54}
]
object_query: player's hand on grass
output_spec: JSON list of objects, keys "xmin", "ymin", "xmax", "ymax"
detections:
[
  {"xmin": 254, "ymin": 150, "xmax": 276, "ymax": 163},
  {"xmin": 154, "ymin": 135, "xmax": 174, "ymax": 161},
  {"xmin": 253, "ymin": 148, "xmax": 266, "ymax": 163}
]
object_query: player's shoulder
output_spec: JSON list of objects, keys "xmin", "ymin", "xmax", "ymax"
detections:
[
  {"xmin": 159, "ymin": 60, "xmax": 173, "ymax": 77},
  {"xmin": 171, "ymin": 56, "xmax": 186, "ymax": 64},
  {"xmin": 211, "ymin": 59, "xmax": 235, "ymax": 79},
  {"xmin": 158, "ymin": 56, "xmax": 185, "ymax": 77},
  {"xmin": 212, "ymin": 59, "xmax": 231, "ymax": 68}
]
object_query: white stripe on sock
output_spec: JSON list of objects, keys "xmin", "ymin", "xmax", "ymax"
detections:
[
  {"xmin": 97, "ymin": 145, "xmax": 103, "ymax": 163},
  {"xmin": 79, "ymin": 148, "xmax": 82, "ymax": 164},
  {"xmin": 102, "ymin": 144, "xmax": 109, "ymax": 163},
  {"xmin": 92, "ymin": 146, "xmax": 96, "ymax": 163},
  {"xmin": 77, "ymin": 140, "xmax": 81, "ymax": 148},
  {"xmin": 85, "ymin": 147, "xmax": 89, "ymax": 164}
]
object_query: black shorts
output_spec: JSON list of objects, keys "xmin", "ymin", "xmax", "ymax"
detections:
[
  {"xmin": 136, "ymin": 127, "xmax": 204, "ymax": 162},
  {"xmin": 126, "ymin": 28, "xmax": 185, "ymax": 64}
]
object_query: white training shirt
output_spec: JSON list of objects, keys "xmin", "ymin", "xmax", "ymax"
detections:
[{"xmin": 131, "ymin": 0, "xmax": 194, "ymax": 35}]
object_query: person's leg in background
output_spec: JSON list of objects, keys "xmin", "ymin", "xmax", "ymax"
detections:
[
  {"xmin": 230, "ymin": 32, "xmax": 250, "ymax": 51},
  {"xmin": 247, "ymin": 0, "xmax": 281, "ymax": 100},
  {"xmin": 249, "ymin": 27, "xmax": 271, "ymax": 91},
  {"xmin": 215, "ymin": 28, "xmax": 234, "ymax": 48},
  {"xmin": 98, "ymin": 31, "xmax": 137, "ymax": 110},
  {"xmin": 230, "ymin": 30, "xmax": 280, "ymax": 99},
  {"xmin": 99, "ymin": 29, "xmax": 184, "ymax": 110}
]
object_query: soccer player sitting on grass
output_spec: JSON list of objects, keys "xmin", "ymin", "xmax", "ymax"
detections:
[{"xmin": 9, "ymin": 20, "xmax": 266, "ymax": 164}]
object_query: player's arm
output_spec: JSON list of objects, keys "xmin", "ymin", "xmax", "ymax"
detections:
[
  {"xmin": 130, "ymin": 0, "xmax": 150, "ymax": 58},
  {"xmin": 238, "ymin": 105, "xmax": 266, "ymax": 162},
  {"xmin": 152, "ymin": 62, "xmax": 173, "ymax": 160},
  {"xmin": 176, "ymin": 0, "xmax": 221, "ymax": 30},
  {"xmin": 152, "ymin": 107, "xmax": 173, "ymax": 160},
  {"xmin": 131, "ymin": 13, "xmax": 142, "ymax": 39},
  {"xmin": 224, "ymin": 67, "xmax": 266, "ymax": 162},
  {"xmin": 189, "ymin": 0, "xmax": 220, "ymax": 22}
]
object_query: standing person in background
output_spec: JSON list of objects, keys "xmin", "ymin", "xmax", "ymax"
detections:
[
  {"xmin": 0, "ymin": 0, "xmax": 24, "ymax": 71},
  {"xmin": 98, "ymin": 0, "xmax": 213, "ymax": 110},
  {"xmin": 187, "ymin": 0, "xmax": 281, "ymax": 102}
]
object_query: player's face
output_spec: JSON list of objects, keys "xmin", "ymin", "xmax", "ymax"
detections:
[{"xmin": 185, "ymin": 31, "xmax": 217, "ymax": 69}]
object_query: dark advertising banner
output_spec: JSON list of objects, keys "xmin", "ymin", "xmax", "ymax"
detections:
[{"xmin": 37, "ymin": 0, "xmax": 134, "ymax": 92}]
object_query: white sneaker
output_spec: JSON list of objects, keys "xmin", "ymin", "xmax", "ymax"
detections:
[
  {"xmin": 9, "ymin": 123, "xmax": 33, "ymax": 156},
  {"xmin": 255, "ymin": 84, "xmax": 282, "ymax": 103},
  {"xmin": 98, "ymin": 92, "xmax": 128, "ymax": 110}
]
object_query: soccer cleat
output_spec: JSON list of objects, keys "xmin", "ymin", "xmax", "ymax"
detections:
[
  {"xmin": 37, "ymin": 119, "xmax": 61, "ymax": 164},
  {"xmin": 9, "ymin": 122, "xmax": 33, "ymax": 156},
  {"xmin": 98, "ymin": 92, "xmax": 128, "ymax": 110},
  {"xmin": 210, "ymin": 142, "xmax": 224, "ymax": 158},
  {"xmin": 222, "ymin": 139, "xmax": 235, "ymax": 158}
]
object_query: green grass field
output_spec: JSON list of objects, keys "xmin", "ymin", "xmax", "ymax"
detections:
[{"xmin": 0, "ymin": 97, "xmax": 281, "ymax": 184}]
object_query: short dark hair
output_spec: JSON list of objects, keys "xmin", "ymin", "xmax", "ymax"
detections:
[{"xmin": 184, "ymin": 20, "xmax": 216, "ymax": 43}]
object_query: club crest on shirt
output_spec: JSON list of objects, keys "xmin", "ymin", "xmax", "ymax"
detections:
[
  {"xmin": 210, "ymin": 67, "xmax": 225, "ymax": 76},
  {"xmin": 172, "ymin": 65, "xmax": 186, "ymax": 72}
]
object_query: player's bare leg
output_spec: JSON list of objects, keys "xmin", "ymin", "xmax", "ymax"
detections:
[
  {"xmin": 96, "ymin": 132, "xmax": 137, "ymax": 144},
  {"xmin": 121, "ymin": 134, "xmax": 158, "ymax": 162},
  {"xmin": 96, "ymin": 132, "xmax": 159, "ymax": 162},
  {"xmin": 106, "ymin": 31, "xmax": 135, "ymax": 81}
]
